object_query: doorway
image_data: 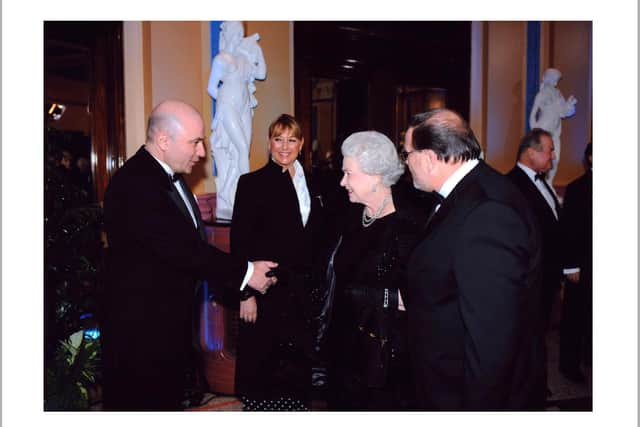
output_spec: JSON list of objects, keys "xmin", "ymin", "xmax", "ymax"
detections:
[
  {"xmin": 44, "ymin": 21, "xmax": 125, "ymax": 410},
  {"xmin": 44, "ymin": 21, "xmax": 126, "ymax": 203}
]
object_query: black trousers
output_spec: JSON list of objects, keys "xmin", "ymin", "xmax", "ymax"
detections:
[
  {"xmin": 102, "ymin": 357, "xmax": 185, "ymax": 411},
  {"xmin": 101, "ymin": 328, "xmax": 192, "ymax": 411},
  {"xmin": 560, "ymin": 278, "xmax": 592, "ymax": 371}
]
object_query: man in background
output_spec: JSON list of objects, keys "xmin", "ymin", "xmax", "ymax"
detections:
[{"xmin": 507, "ymin": 128, "xmax": 562, "ymax": 333}]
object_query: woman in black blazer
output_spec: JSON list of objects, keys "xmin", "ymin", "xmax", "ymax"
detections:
[{"xmin": 231, "ymin": 114, "xmax": 321, "ymax": 410}]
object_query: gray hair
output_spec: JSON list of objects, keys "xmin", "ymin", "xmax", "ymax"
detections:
[
  {"xmin": 146, "ymin": 113, "xmax": 182, "ymax": 144},
  {"xmin": 341, "ymin": 131, "xmax": 404, "ymax": 186}
]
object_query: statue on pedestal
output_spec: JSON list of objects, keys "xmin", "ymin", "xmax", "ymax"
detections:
[
  {"xmin": 208, "ymin": 21, "xmax": 266, "ymax": 220},
  {"xmin": 529, "ymin": 68, "xmax": 577, "ymax": 188}
]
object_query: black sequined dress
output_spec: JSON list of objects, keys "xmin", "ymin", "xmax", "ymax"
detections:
[{"xmin": 326, "ymin": 200, "xmax": 421, "ymax": 410}]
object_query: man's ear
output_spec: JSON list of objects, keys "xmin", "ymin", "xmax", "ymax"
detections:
[
  {"xmin": 524, "ymin": 147, "xmax": 535, "ymax": 164},
  {"xmin": 425, "ymin": 149, "xmax": 438, "ymax": 174},
  {"xmin": 156, "ymin": 132, "xmax": 170, "ymax": 152}
]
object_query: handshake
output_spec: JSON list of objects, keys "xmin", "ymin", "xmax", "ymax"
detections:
[{"xmin": 247, "ymin": 261, "xmax": 279, "ymax": 294}]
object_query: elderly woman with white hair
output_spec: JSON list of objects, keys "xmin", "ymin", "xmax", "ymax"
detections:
[{"xmin": 319, "ymin": 130, "xmax": 423, "ymax": 410}]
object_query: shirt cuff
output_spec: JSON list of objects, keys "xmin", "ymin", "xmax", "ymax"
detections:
[
  {"xmin": 563, "ymin": 267, "xmax": 580, "ymax": 275},
  {"xmin": 240, "ymin": 261, "xmax": 254, "ymax": 290}
]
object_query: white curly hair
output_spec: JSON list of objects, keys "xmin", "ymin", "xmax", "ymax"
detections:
[{"xmin": 341, "ymin": 131, "xmax": 405, "ymax": 187}]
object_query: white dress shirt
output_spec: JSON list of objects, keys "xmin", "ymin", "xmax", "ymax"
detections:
[
  {"xmin": 436, "ymin": 158, "xmax": 480, "ymax": 210},
  {"xmin": 291, "ymin": 160, "xmax": 311, "ymax": 226},
  {"xmin": 150, "ymin": 152, "xmax": 198, "ymax": 227},
  {"xmin": 273, "ymin": 158, "xmax": 311, "ymax": 226}
]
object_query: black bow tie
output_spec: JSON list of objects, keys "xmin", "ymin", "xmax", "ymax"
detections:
[
  {"xmin": 170, "ymin": 173, "xmax": 182, "ymax": 183},
  {"xmin": 534, "ymin": 173, "xmax": 545, "ymax": 181},
  {"xmin": 431, "ymin": 191, "xmax": 445, "ymax": 204}
]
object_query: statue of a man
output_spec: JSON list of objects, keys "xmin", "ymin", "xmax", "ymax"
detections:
[
  {"xmin": 208, "ymin": 21, "xmax": 267, "ymax": 220},
  {"xmin": 529, "ymin": 68, "xmax": 577, "ymax": 188}
]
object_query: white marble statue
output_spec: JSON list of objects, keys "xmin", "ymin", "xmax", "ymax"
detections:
[
  {"xmin": 529, "ymin": 68, "xmax": 577, "ymax": 187},
  {"xmin": 208, "ymin": 21, "xmax": 267, "ymax": 220}
]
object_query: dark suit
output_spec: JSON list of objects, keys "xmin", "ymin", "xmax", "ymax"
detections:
[
  {"xmin": 507, "ymin": 166, "xmax": 562, "ymax": 328},
  {"xmin": 408, "ymin": 161, "xmax": 545, "ymax": 410},
  {"xmin": 231, "ymin": 160, "xmax": 323, "ymax": 403},
  {"xmin": 559, "ymin": 170, "xmax": 592, "ymax": 371},
  {"xmin": 101, "ymin": 146, "xmax": 247, "ymax": 410}
]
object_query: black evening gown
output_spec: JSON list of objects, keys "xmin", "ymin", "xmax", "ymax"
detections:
[{"xmin": 327, "ymin": 197, "xmax": 421, "ymax": 411}]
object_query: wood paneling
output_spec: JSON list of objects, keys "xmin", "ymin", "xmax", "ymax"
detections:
[{"xmin": 45, "ymin": 22, "xmax": 126, "ymax": 203}]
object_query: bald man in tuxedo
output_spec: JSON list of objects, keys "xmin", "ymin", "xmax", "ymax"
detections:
[{"xmin": 102, "ymin": 100, "xmax": 278, "ymax": 410}]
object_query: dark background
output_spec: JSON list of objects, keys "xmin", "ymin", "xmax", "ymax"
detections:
[{"xmin": 294, "ymin": 21, "xmax": 471, "ymax": 158}]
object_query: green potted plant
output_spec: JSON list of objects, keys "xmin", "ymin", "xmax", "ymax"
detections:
[{"xmin": 44, "ymin": 143, "xmax": 104, "ymax": 410}]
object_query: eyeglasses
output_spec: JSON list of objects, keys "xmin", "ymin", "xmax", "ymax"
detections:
[{"xmin": 399, "ymin": 149, "xmax": 422, "ymax": 163}]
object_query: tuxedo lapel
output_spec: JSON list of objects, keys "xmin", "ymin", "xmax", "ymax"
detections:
[
  {"xmin": 176, "ymin": 177, "xmax": 207, "ymax": 241},
  {"xmin": 421, "ymin": 162, "xmax": 484, "ymax": 238},
  {"xmin": 539, "ymin": 177, "xmax": 560, "ymax": 213},
  {"xmin": 421, "ymin": 203, "xmax": 441, "ymax": 236},
  {"xmin": 166, "ymin": 183, "xmax": 195, "ymax": 228},
  {"xmin": 135, "ymin": 147, "xmax": 205, "ymax": 239},
  {"xmin": 512, "ymin": 167, "xmax": 557, "ymax": 221}
]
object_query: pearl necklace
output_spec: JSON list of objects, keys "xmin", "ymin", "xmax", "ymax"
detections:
[{"xmin": 362, "ymin": 194, "xmax": 391, "ymax": 228}]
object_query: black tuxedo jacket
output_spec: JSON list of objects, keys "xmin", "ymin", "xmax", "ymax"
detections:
[
  {"xmin": 101, "ymin": 146, "xmax": 247, "ymax": 409},
  {"xmin": 506, "ymin": 166, "xmax": 562, "ymax": 289},
  {"xmin": 408, "ymin": 161, "xmax": 545, "ymax": 410}
]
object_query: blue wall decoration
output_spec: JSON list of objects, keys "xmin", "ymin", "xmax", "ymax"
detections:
[
  {"xmin": 210, "ymin": 21, "xmax": 222, "ymax": 177},
  {"xmin": 525, "ymin": 21, "xmax": 541, "ymax": 133}
]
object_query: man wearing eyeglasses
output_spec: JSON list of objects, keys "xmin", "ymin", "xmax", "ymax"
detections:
[
  {"xmin": 402, "ymin": 108, "xmax": 545, "ymax": 410},
  {"xmin": 101, "ymin": 100, "xmax": 278, "ymax": 410}
]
